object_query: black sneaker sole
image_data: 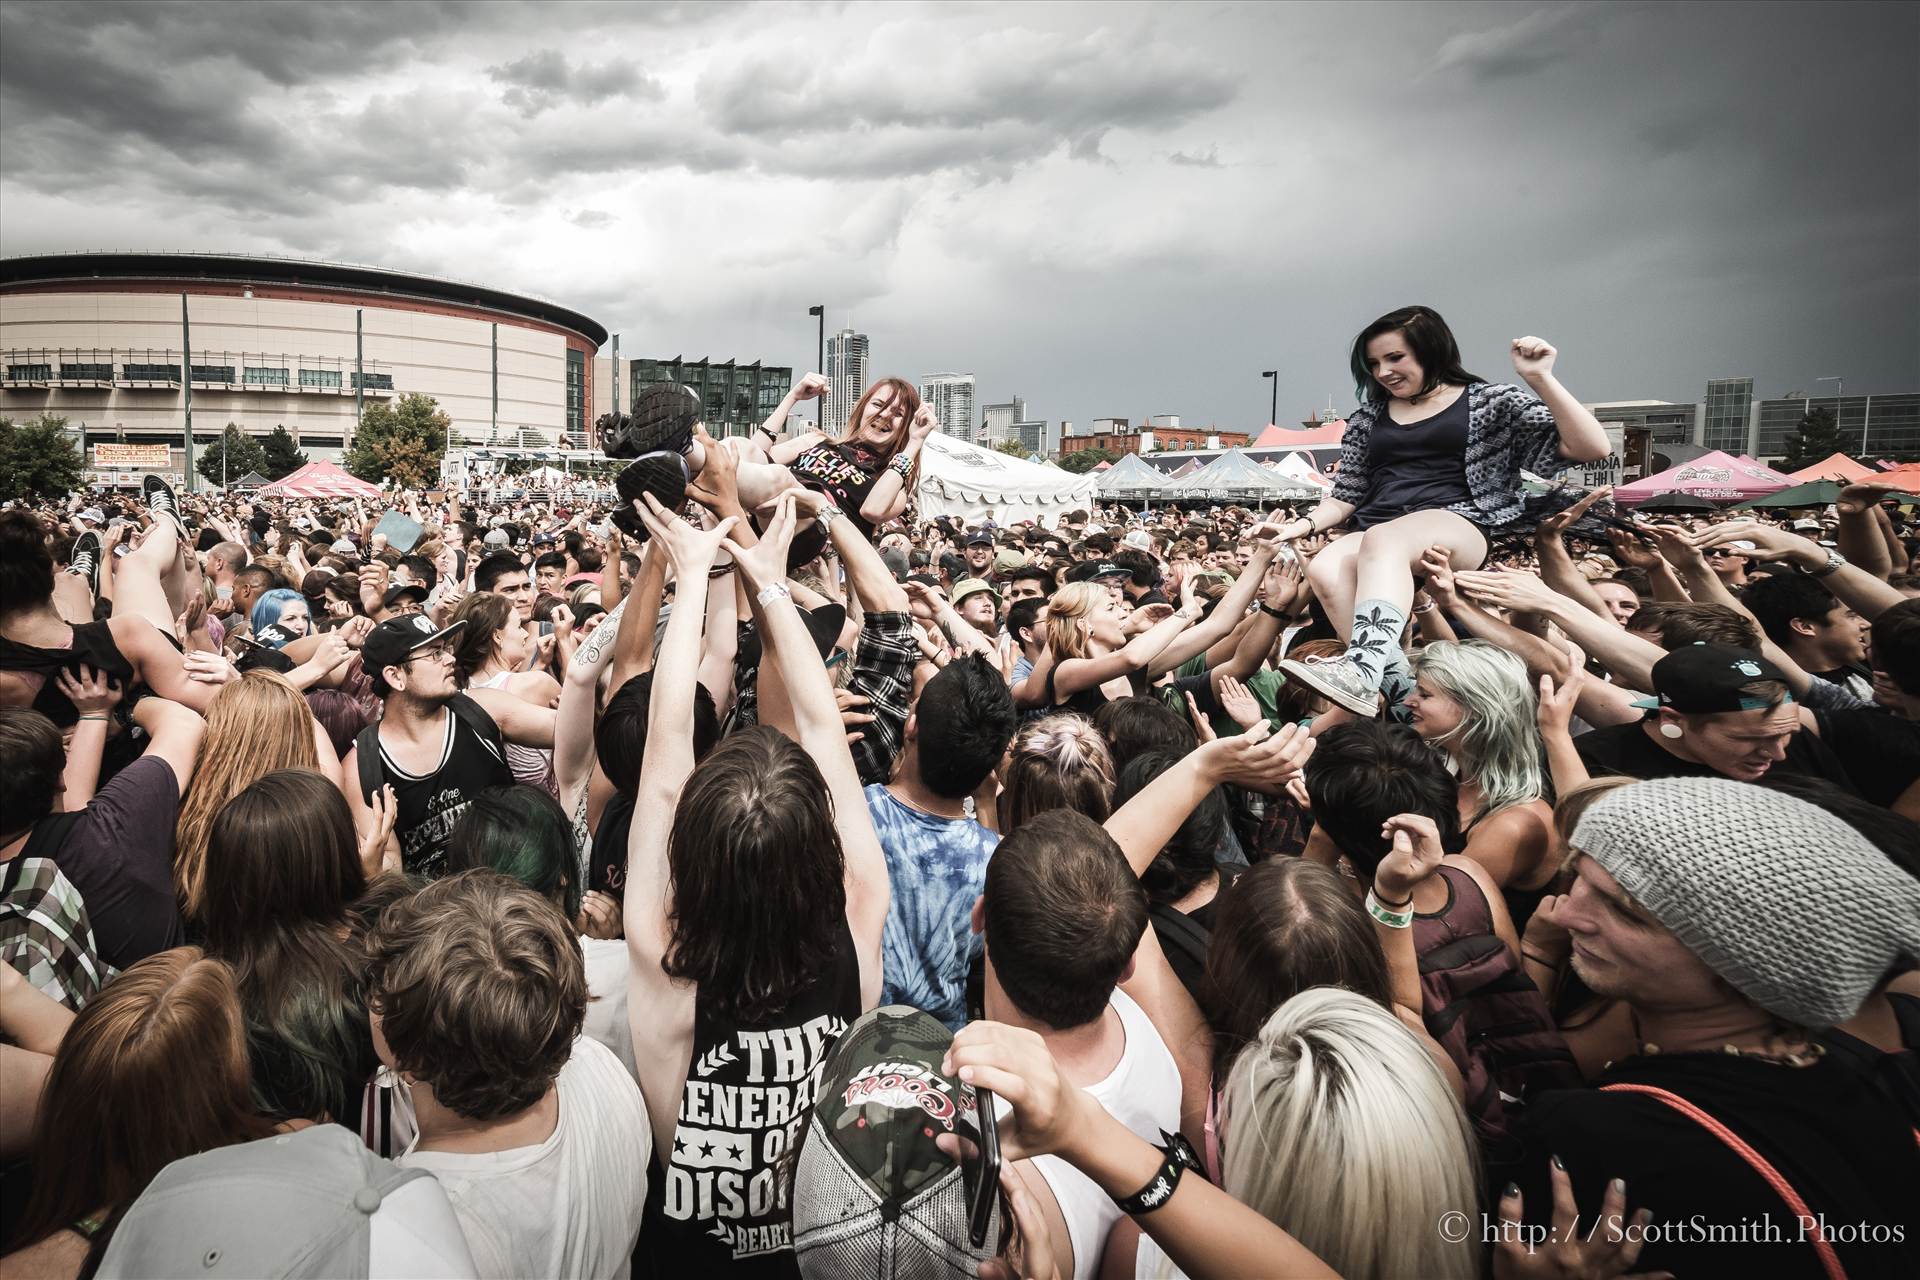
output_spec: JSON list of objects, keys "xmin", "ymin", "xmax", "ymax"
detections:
[
  {"xmin": 68, "ymin": 532, "xmax": 101, "ymax": 595},
  {"xmin": 598, "ymin": 383, "xmax": 700, "ymax": 460},
  {"xmin": 612, "ymin": 453, "xmax": 690, "ymax": 543},
  {"xmin": 142, "ymin": 474, "xmax": 187, "ymax": 538}
]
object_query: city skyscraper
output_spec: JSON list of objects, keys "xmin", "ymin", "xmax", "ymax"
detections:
[
  {"xmin": 918, "ymin": 372, "xmax": 976, "ymax": 440},
  {"xmin": 824, "ymin": 327, "xmax": 869, "ymax": 432},
  {"xmin": 982, "ymin": 396, "xmax": 1028, "ymax": 445}
]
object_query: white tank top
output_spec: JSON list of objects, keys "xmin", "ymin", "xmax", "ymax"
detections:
[
  {"xmin": 1029, "ymin": 987, "xmax": 1182, "ymax": 1280},
  {"xmin": 471, "ymin": 670, "xmax": 557, "ymax": 796}
]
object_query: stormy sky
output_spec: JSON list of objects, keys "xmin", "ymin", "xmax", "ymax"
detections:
[{"xmin": 2, "ymin": 0, "xmax": 1915, "ymax": 432}]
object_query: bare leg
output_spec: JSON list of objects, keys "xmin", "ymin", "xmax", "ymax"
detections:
[
  {"xmin": 114, "ymin": 521, "xmax": 184, "ymax": 639},
  {"xmin": 1351, "ymin": 510, "xmax": 1487, "ymax": 620},
  {"xmin": 51, "ymin": 573, "xmax": 93, "ymax": 625},
  {"xmin": 1306, "ymin": 534, "xmax": 1363, "ymax": 642}
]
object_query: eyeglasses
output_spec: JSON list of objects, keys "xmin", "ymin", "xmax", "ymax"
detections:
[{"xmin": 407, "ymin": 646, "xmax": 455, "ymax": 666}]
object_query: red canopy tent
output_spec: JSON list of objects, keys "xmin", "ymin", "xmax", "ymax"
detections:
[
  {"xmin": 1871, "ymin": 462, "xmax": 1920, "ymax": 494},
  {"xmin": 254, "ymin": 460, "xmax": 383, "ymax": 500},
  {"xmin": 1613, "ymin": 451, "xmax": 1793, "ymax": 507}
]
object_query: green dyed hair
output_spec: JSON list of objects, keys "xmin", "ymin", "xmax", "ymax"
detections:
[{"xmin": 446, "ymin": 785, "xmax": 583, "ymax": 922}]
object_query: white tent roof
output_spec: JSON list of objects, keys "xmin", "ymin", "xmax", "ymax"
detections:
[
  {"xmin": 1268, "ymin": 451, "xmax": 1331, "ymax": 487},
  {"xmin": 1096, "ymin": 451, "xmax": 1168, "ymax": 498},
  {"xmin": 915, "ymin": 432, "xmax": 1098, "ymax": 524},
  {"xmin": 1166, "ymin": 449, "xmax": 1323, "ymax": 501}
]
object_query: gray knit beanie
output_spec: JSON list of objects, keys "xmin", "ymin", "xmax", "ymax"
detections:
[{"xmin": 1571, "ymin": 776, "xmax": 1920, "ymax": 1029}]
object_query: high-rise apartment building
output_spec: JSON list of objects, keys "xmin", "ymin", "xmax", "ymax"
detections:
[
  {"xmin": 918, "ymin": 372, "xmax": 976, "ymax": 440},
  {"xmin": 627, "ymin": 356, "xmax": 793, "ymax": 439},
  {"xmin": 982, "ymin": 396, "xmax": 1027, "ymax": 444},
  {"xmin": 825, "ymin": 328, "xmax": 870, "ymax": 432}
]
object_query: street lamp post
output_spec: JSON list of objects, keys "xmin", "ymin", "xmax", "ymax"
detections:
[
  {"xmin": 1815, "ymin": 376, "xmax": 1850, "ymax": 453},
  {"xmin": 808, "ymin": 304, "xmax": 825, "ymax": 430},
  {"xmin": 1262, "ymin": 370, "xmax": 1278, "ymax": 429}
]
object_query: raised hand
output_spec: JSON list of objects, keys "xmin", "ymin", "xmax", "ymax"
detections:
[
  {"xmin": 908, "ymin": 403, "xmax": 939, "ymax": 444},
  {"xmin": 1510, "ymin": 335, "xmax": 1559, "ymax": 383},
  {"xmin": 1183, "ymin": 691, "xmax": 1218, "ymax": 743},
  {"xmin": 686, "ymin": 424, "xmax": 742, "ymax": 515},
  {"xmin": 637, "ymin": 493, "xmax": 736, "ymax": 579},
  {"xmin": 576, "ymin": 890, "xmax": 623, "ymax": 940},
  {"xmin": 942, "ymin": 1021, "xmax": 1095, "ymax": 1164},
  {"xmin": 720, "ymin": 490, "xmax": 795, "ymax": 590},
  {"xmin": 792, "ymin": 371, "xmax": 830, "ymax": 401},
  {"xmin": 1493, "ymin": 1161, "xmax": 1661, "ymax": 1280},
  {"xmin": 1419, "ymin": 544, "xmax": 1460, "ymax": 608},
  {"xmin": 1455, "ymin": 568, "xmax": 1563, "ymax": 616},
  {"xmin": 1216, "ymin": 674, "xmax": 1263, "ymax": 731},
  {"xmin": 1537, "ymin": 668, "xmax": 1586, "ymax": 739},
  {"xmin": 1376, "ymin": 814, "xmax": 1446, "ymax": 903},
  {"xmin": 1538, "ymin": 487, "xmax": 1611, "ymax": 541},
  {"xmin": 357, "ymin": 783, "xmax": 399, "ymax": 875},
  {"xmin": 55, "ymin": 663, "xmax": 123, "ymax": 717},
  {"xmin": 1201, "ymin": 718, "xmax": 1315, "ymax": 793}
]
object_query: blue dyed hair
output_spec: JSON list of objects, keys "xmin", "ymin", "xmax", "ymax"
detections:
[{"xmin": 251, "ymin": 589, "xmax": 308, "ymax": 644}]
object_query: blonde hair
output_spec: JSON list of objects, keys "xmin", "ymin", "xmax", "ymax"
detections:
[
  {"xmin": 1000, "ymin": 714, "xmax": 1115, "ymax": 833},
  {"xmin": 1411, "ymin": 640, "xmax": 1546, "ymax": 819},
  {"xmin": 1044, "ymin": 582, "xmax": 1107, "ymax": 661},
  {"xmin": 1221, "ymin": 987, "xmax": 1481, "ymax": 1280},
  {"xmin": 173, "ymin": 670, "xmax": 322, "ymax": 920}
]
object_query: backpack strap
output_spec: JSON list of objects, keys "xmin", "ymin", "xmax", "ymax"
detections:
[
  {"xmin": 1600, "ymin": 1083, "xmax": 1847, "ymax": 1280},
  {"xmin": 1147, "ymin": 903, "xmax": 1212, "ymax": 972},
  {"xmin": 446, "ymin": 692, "xmax": 505, "ymax": 757}
]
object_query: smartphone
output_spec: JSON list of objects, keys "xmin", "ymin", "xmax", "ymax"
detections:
[
  {"xmin": 959, "ymin": 1085, "xmax": 1003, "ymax": 1249},
  {"xmin": 538, "ymin": 621, "xmax": 555, "ymax": 637}
]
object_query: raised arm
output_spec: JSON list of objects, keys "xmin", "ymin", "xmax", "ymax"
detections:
[
  {"xmin": 556, "ymin": 599, "xmax": 627, "ymax": 796},
  {"xmin": 1834, "ymin": 485, "xmax": 1896, "ymax": 580},
  {"xmin": 1694, "ymin": 519, "xmax": 1905, "ymax": 623},
  {"xmin": 1103, "ymin": 724, "xmax": 1314, "ymax": 876},
  {"xmin": 1511, "ymin": 337, "xmax": 1611, "ymax": 463},
  {"xmin": 724, "ymin": 495, "xmax": 890, "ymax": 1005},
  {"xmin": 1053, "ymin": 607, "xmax": 1197, "ymax": 697},
  {"xmin": 1148, "ymin": 537, "xmax": 1279, "ymax": 674},
  {"xmin": 1534, "ymin": 490, "xmax": 1618, "ymax": 621},
  {"xmin": 610, "ymin": 539, "xmax": 668, "ymax": 690}
]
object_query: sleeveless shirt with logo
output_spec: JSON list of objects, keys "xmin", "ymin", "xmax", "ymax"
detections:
[{"xmin": 638, "ymin": 917, "xmax": 863, "ymax": 1277}]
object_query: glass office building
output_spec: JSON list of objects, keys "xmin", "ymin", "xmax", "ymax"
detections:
[
  {"xmin": 1702, "ymin": 377, "xmax": 1754, "ymax": 453},
  {"xmin": 628, "ymin": 357, "xmax": 794, "ymax": 439},
  {"xmin": 1756, "ymin": 393, "xmax": 1920, "ymax": 460}
]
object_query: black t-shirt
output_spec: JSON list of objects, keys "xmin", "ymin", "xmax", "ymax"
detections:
[
  {"xmin": 586, "ymin": 791, "xmax": 634, "ymax": 899},
  {"xmin": 1812, "ymin": 709, "xmax": 1920, "ymax": 808},
  {"xmin": 1513, "ymin": 1052, "xmax": 1920, "ymax": 1278},
  {"xmin": 1574, "ymin": 718, "xmax": 1857, "ymax": 792}
]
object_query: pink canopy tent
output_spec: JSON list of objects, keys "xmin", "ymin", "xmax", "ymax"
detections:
[
  {"xmin": 1613, "ymin": 451, "xmax": 1794, "ymax": 507},
  {"xmin": 1872, "ymin": 462, "xmax": 1920, "ymax": 494},
  {"xmin": 1787, "ymin": 453, "xmax": 1876, "ymax": 484},
  {"xmin": 255, "ymin": 460, "xmax": 383, "ymax": 500}
]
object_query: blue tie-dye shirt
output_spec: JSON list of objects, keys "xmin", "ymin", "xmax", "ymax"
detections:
[{"xmin": 864, "ymin": 784, "xmax": 1001, "ymax": 1030}]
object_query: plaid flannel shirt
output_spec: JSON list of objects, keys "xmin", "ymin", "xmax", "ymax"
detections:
[{"xmin": 728, "ymin": 609, "xmax": 918, "ymax": 787}]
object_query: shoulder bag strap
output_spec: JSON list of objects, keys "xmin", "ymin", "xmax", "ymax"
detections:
[{"xmin": 1600, "ymin": 1083, "xmax": 1846, "ymax": 1280}]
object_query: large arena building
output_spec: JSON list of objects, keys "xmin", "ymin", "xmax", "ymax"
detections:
[{"xmin": 0, "ymin": 252, "xmax": 609, "ymax": 483}]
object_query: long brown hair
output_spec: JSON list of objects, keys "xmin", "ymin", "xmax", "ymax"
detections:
[
  {"xmin": 1000, "ymin": 714, "xmax": 1116, "ymax": 834},
  {"xmin": 837, "ymin": 377, "xmax": 924, "ymax": 491},
  {"xmin": 8, "ymin": 948, "xmax": 268, "ymax": 1253},
  {"xmin": 449, "ymin": 590, "xmax": 516, "ymax": 682},
  {"xmin": 173, "ymin": 671, "xmax": 322, "ymax": 921}
]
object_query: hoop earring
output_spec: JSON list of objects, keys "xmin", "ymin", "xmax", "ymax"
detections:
[{"xmin": 1658, "ymin": 722, "xmax": 1684, "ymax": 740}]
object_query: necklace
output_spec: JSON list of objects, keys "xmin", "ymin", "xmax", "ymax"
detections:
[{"xmin": 1638, "ymin": 1040, "xmax": 1825, "ymax": 1068}]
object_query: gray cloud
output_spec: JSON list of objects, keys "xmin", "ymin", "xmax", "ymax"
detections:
[
  {"xmin": 487, "ymin": 50, "xmax": 663, "ymax": 117},
  {"xmin": 1, "ymin": 1, "xmax": 1914, "ymax": 437}
]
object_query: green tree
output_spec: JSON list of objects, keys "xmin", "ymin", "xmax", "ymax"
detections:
[
  {"xmin": 0, "ymin": 413, "xmax": 86, "ymax": 500},
  {"xmin": 196, "ymin": 423, "xmax": 268, "ymax": 488},
  {"xmin": 260, "ymin": 424, "xmax": 308, "ymax": 479},
  {"xmin": 993, "ymin": 438, "xmax": 1032, "ymax": 459},
  {"xmin": 1780, "ymin": 405, "xmax": 1848, "ymax": 473},
  {"xmin": 346, "ymin": 393, "xmax": 450, "ymax": 488},
  {"xmin": 1056, "ymin": 447, "xmax": 1119, "ymax": 474}
]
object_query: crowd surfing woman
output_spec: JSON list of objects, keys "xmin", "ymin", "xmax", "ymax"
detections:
[
  {"xmin": 598, "ymin": 372, "xmax": 938, "ymax": 553},
  {"xmin": 1277, "ymin": 306, "xmax": 1611, "ymax": 717}
]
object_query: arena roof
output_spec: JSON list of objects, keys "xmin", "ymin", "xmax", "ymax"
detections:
[{"xmin": 0, "ymin": 251, "xmax": 608, "ymax": 348}]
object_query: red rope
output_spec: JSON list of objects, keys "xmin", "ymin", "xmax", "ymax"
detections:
[{"xmin": 1601, "ymin": 1083, "xmax": 1845, "ymax": 1280}]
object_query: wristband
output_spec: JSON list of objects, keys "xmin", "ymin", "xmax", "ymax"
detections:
[
  {"xmin": 77, "ymin": 714, "xmax": 110, "ymax": 722},
  {"xmin": 1365, "ymin": 890, "xmax": 1414, "ymax": 929},
  {"xmin": 756, "ymin": 582, "xmax": 793, "ymax": 608},
  {"xmin": 1112, "ymin": 1131, "xmax": 1206, "ymax": 1216},
  {"xmin": 1258, "ymin": 603, "xmax": 1289, "ymax": 619},
  {"xmin": 1808, "ymin": 548, "xmax": 1847, "ymax": 579},
  {"xmin": 887, "ymin": 452, "xmax": 915, "ymax": 479},
  {"xmin": 814, "ymin": 503, "xmax": 841, "ymax": 528},
  {"xmin": 707, "ymin": 563, "xmax": 736, "ymax": 578}
]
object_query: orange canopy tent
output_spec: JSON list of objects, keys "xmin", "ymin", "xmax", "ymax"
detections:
[{"xmin": 1786, "ymin": 453, "xmax": 1877, "ymax": 484}]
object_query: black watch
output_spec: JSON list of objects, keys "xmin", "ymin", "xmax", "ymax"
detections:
[{"xmin": 1112, "ymin": 1130, "xmax": 1206, "ymax": 1216}]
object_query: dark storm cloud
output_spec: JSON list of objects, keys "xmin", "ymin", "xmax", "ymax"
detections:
[
  {"xmin": 487, "ymin": 50, "xmax": 664, "ymax": 117},
  {"xmin": 1, "ymin": 1, "xmax": 1914, "ymax": 434}
]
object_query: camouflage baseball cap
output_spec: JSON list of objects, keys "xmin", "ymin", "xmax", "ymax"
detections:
[{"xmin": 792, "ymin": 1006, "xmax": 999, "ymax": 1277}]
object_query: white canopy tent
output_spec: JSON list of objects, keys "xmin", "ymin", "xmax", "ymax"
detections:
[
  {"xmin": 1266, "ymin": 451, "xmax": 1331, "ymax": 489},
  {"xmin": 1166, "ymin": 449, "xmax": 1324, "ymax": 503},
  {"xmin": 1095, "ymin": 451, "xmax": 1169, "ymax": 501},
  {"xmin": 915, "ymin": 432, "xmax": 1098, "ymax": 525}
]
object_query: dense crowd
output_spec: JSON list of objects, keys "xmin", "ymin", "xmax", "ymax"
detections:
[{"xmin": 2, "ymin": 306, "xmax": 1917, "ymax": 1280}]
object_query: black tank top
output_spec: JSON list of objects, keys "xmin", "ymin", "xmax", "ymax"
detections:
[
  {"xmin": 373, "ymin": 695, "xmax": 513, "ymax": 879},
  {"xmin": 0, "ymin": 620, "xmax": 137, "ymax": 728},
  {"xmin": 1042, "ymin": 660, "xmax": 1143, "ymax": 717},
  {"xmin": 638, "ymin": 916, "xmax": 863, "ymax": 1278},
  {"xmin": 1355, "ymin": 390, "xmax": 1474, "ymax": 525}
]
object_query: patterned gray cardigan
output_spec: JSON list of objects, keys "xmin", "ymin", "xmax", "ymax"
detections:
[{"xmin": 1330, "ymin": 381, "xmax": 1569, "ymax": 530}]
